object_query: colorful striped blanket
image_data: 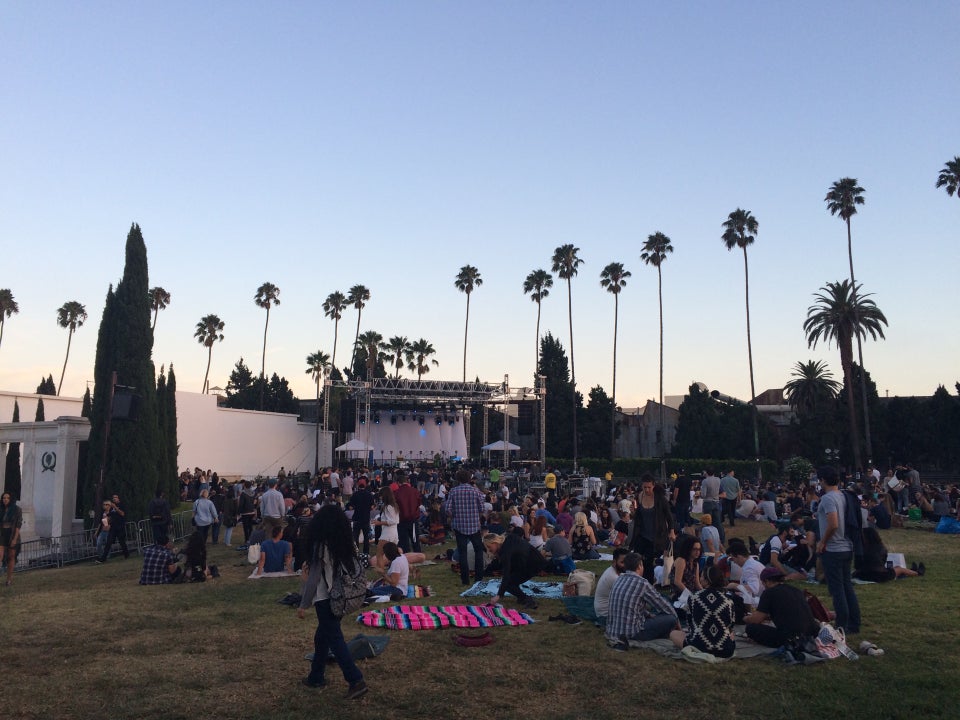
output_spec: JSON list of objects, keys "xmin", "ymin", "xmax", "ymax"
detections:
[{"xmin": 357, "ymin": 604, "xmax": 535, "ymax": 630}]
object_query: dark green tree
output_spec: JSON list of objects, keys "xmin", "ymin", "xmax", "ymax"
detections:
[
  {"xmin": 4, "ymin": 401, "xmax": 21, "ymax": 500},
  {"xmin": 163, "ymin": 365, "xmax": 179, "ymax": 499},
  {"xmin": 84, "ymin": 223, "xmax": 163, "ymax": 519},
  {"xmin": 156, "ymin": 368, "xmax": 170, "ymax": 499},
  {"xmin": 674, "ymin": 383, "xmax": 724, "ymax": 459},
  {"xmin": 580, "ymin": 385, "xmax": 616, "ymax": 460},
  {"xmin": 35, "ymin": 397, "xmax": 45, "ymax": 421},
  {"xmin": 539, "ymin": 332, "xmax": 578, "ymax": 460},
  {"xmin": 36, "ymin": 375, "xmax": 56, "ymax": 395},
  {"xmin": 81, "ymin": 387, "xmax": 92, "ymax": 417}
]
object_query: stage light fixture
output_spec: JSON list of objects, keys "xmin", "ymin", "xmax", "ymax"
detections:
[{"xmin": 390, "ymin": 416, "xmax": 397, "ymax": 425}]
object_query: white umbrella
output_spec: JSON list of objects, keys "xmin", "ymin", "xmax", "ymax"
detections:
[
  {"xmin": 335, "ymin": 438, "xmax": 375, "ymax": 452},
  {"xmin": 481, "ymin": 440, "xmax": 520, "ymax": 451}
]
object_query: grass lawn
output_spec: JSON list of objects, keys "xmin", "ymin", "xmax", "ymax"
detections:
[{"xmin": 2, "ymin": 518, "xmax": 958, "ymax": 720}]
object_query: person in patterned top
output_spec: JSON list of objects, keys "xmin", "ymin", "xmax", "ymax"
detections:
[
  {"xmin": 604, "ymin": 552, "xmax": 678, "ymax": 651},
  {"xmin": 670, "ymin": 565, "xmax": 735, "ymax": 658},
  {"xmin": 138, "ymin": 539, "xmax": 182, "ymax": 585}
]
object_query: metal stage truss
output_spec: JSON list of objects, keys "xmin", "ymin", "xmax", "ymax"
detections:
[{"xmin": 322, "ymin": 375, "xmax": 546, "ymax": 465}]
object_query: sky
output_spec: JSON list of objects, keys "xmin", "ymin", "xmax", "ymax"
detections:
[{"xmin": 1, "ymin": 2, "xmax": 958, "ymax": 410}]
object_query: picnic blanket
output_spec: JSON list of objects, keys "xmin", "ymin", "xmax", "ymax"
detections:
[
  {"xmin": 248, "ymin": 570, "xmax": 299, "ymax": 579},
  {"xmin": 369, "ymin": 585, "xmax": 434, "ymax": 602},
  {"xmin": 629, "ymin": 637, "xmax": 777, "ymax": 663},
  {"xmin": 460, "ymin": 579, "xmax": 564, "ymax": 599},
  {"xmin": 357, "ymin": 604, "xmax": 535, "ymax": 630}
]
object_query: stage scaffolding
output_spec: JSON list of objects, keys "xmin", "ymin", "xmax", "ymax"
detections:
[{"xmin": 322, "ymin": 375, "xmax": 547, "ymax": 465}]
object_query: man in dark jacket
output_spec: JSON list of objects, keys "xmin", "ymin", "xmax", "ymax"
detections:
[
  {"xmin": 484, "ymin": 532, "xmax": 546, "ymax": 609},
  {"xmin": 394, "ymin": 471, "xmax": 422, "ymax": 553},
  {"xmin": 350, "ymin": 478, "xmax": 376, "ymax": 555},
  {"xmin": 147, "ymin": 489, "xmax": 173, "ymax": 545}
]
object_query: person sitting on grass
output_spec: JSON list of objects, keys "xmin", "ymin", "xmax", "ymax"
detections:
[
  {"xmin": 367, "ymin": 542, "xmax": 409, "ymax": 601},
  {"xmin": 854, "ymin": 527, "xmax": 923, "ymax": 582},
  {"xmin": 138, "ymin": 539, "xmax": 182, "ymax": 585},
  {"xmin": 185, "ymin": 529, "xmax": 219, "ymax": 581},
  {"xmin": 698, "ymin": 514, "xmax": 722, "ymax": 564},
  {"xmin": 670, "ymin": 534, "xmax": 703, "ymax": 609},
  {"xmin": 743, "ymin": 567, "xmax": 820, "ymax": 648},
  {"xmin": 483, "ymin": 532, "xmax": 546, "ymax": 610},
  {"xmin": 760, "ymin": 522, "xmax": 808, "ymax": 582},
  {"xmin": 570, "ymin": 512, "xmax": 600, "ymax": 560},
  {"xmin": 256, "ymin": 525, "xmax": 293, "ymax": 574},
  {"xmin": 670, "ymin": 565, "xmax": 736, "ymax": 659},
  {"xmin": 604, "ymin": 552, "xmax": 679, "ymax": 651},
  {"xmin": 725, "ymin": 539, "xmax": 764, "ymax": 608},
  {"xmin": 594, "ymin": 547, "xmax": 629, "ymax": 627}
]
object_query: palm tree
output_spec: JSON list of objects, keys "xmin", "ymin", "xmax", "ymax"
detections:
[
  {"xmin": 551, "ymin": 244, "xmax": 584, "ymax": 469},
  {"xmin": 784, "ymin": 360, "xmax": 842, "ymax": 417},
  {"xmin": 305, "ymin": 350, "xmax": 331, "ymax": 473},
  {"xmin": 454, "ymin": 265, "xmax": 482, "ymax": 382},
  {"xmin": 803, "ymin": 280, "xmax": 888, "ymax": 471},
  {"xmin": 0, "ymin": 288, "xmax": 19, "ymax": 354},
  {"xmin": 640, "ymin": 232, "xmax": 674, "ymax": 474},
  {"xmin": 56, "ymin": 301, "xmax": 87, "ymax": 395},
  {"xmin": 600, "ymin": 262, "xmax": 631, "ymax": 460},
  {"xmin": 936, "ymin": 156, "xmax": 960, "ymax": 199},
  {"xmin": 347, "ymin": 285, "xmax": 371, "ymax": 377},
  {"xmin": 254, "ymin": 282, "xmax": 280, "ymax": 378},
  {"xmin": 722, "ymin": 208, "xmax": 761, "ymax": 476},
  {"xmin": 149, "ymin": 287, "xmax": 171, "ymax": 332},
  {"xmin": 195, "ymin": 314, "xmax": 225, "ymax": 394},
  {"xmin": 322, "ymin": 291, "xmax": 348, "ymax": 371},
  {"xmin": 407, "ymin": 338, "xmax": 439, "ymax": 380},
  {"xmin": 381, "ymin": 336, "xmax": 411, "ymax": 378},
  {"xmin": 825, "ymin": 177, "xmax": 874, "ymax": 464},
  {"xmin": 356, "ymin": 330, "xmax": 383, "ymax": 380},
  {"xmin": 522, "ymin": 269, "xmax": 553, "ymax": 373}
]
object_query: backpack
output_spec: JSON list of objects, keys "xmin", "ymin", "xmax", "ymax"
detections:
[
  {"xmin": 842, "ymin": 490, "xmax": 864, "ymax": 558},
  {"xmin": 804, "ymin": 589, "xmax": 832, "ymax": 623},
  {"xmin": 326, "ymin": 549, "xmax": 368, "ymax": 618},
  {"xmin": 758, "ymin": 533, "xmax": 779, "ymax": 566}
]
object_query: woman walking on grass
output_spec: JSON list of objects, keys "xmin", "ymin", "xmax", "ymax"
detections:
[{"xmin": 298, "ymin": 504, "xmax": 368, "ymax": 701}]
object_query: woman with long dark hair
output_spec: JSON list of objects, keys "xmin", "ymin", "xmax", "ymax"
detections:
[{"xmin": 297, "ymin": 504, "xmax": 368, "ymax": 700}]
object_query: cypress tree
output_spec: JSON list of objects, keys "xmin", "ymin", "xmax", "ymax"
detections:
[
  {"xmin": 156, "ymin": 368, "xmax": 169, "ymax": 497},
  {"xmin": 4, "ymin": 401, "xmax": 21, "ymax": 500},
  {"xmin": 81, "ymin": 387, "xmax": 92, "ymax": 417},
  {"xmin": 84, "ymin": 224, "xmax": 162, "ymax": 518},
  {"xmin": 165, "ymin": 365, "xmax": 179, "ymax": 502},
  {"xmin": 35, "ymin": 397, "xmax": 45, "ymax": 421}
]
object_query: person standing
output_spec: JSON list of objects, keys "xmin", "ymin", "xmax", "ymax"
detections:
[
  {"xmin": 443, "ymin": 468, "xmax": 485, "ymax": 586},
  {"xmin": 720, "ymin": 470, "xmax": 741, "ymax": 528},
  {"xmin": 816, "ymin": 466, "xmax": 861, "ymax": 635},
  {"xmin": 350, "ymin": 479, "xmax": 375, "ymax": 555},
  {"xmin": 544, "ymin": 467, "xmax": 557, "ymax": 504},
  {"xmin": 210, "ymin": 487, "xmax": 224, "ymax": 544},
  {"xmin": 98, "ymin": 494, "xmax": 130, "ymax": 562},
  {"xmin": 260, "ymin": 477, "xmax": 286, "ymax": 533},
  {"xmin": 147, "ymin": 489, "xmax": 173, "ymax": 545},
  {"xmin": 237, "ymin": 481, "xmax": 258, "ymax": 547},
  {"xmin": 393, "ymin": 471, "xmax": 422, "ymax": 554},
  {"xmin": 699, "ymin": 469, "xmax": 724, "ymax": 545},
  {"xmin": 671, "ymin": 472, "xmax": 692, "ymax": 531},
  {"xmin": 221, "ymin": 487, "xmax": 238, "ymax": 546},
  {"xmin": 192, "ymin": 489, "xmax": 218, "ymax": 544},
  {"xmin": 627, "ymin": 475, "xmax": 675, "ymax": 585},
  {"xmin": 298, "ymin": 504, "xmax": 368, "ymax": 700},
  {"xmin": 1, "ymin": 492, "xmax": 23, "ymax": 586}
]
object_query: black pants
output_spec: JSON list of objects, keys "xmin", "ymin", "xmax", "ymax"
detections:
[
  {"xmin": 746, "ymin": 623, "xmax": 791, "ymax": 648},
  {"xmin": 353, "ymin": 519, "xmax": 370, "ymax": 555},
  {"xmin": 241, "ymin": 514, "xmax": 255, "ymax": 543},
  {"xmin": 722, "ymin": 499, "xmax": 738, "ymax": 526},
  {"xmin": 500, "ymin": 566, "xmax": 536, "ymax": 601},
  {"xmin": 398, "ymin": 520, "xmax": 421, "ymax": 553},
  {"xmin": 454, "ymin": 530, "xmax": 484, "ymax": 584},
  {"xmin": 99, "ymin": 526, "xmax": 129, "ymax": 561},
  {"xmin": 632, "ymin": 535, "xmax": 657, "ymax": 585}
]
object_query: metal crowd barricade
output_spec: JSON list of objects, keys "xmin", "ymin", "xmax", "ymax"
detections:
[{"xmin": 8, "ymin": 510, "xmax": 196, "ymax": 575}]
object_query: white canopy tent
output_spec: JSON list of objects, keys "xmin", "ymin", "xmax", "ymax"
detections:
[{"xmin": 481, "ymin": 440, "xmax": 520, "ymax": 451}]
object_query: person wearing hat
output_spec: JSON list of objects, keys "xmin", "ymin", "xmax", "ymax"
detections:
[
  {"xmin": 743, "ymin": 567, "xmax": 820, "ymax": 648},
  {"xmin": 698, "ymin": 514, "xmax": 721, "ymax": 563}
]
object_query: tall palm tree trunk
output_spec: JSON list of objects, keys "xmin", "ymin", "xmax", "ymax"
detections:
[
  {"xmin": 152, "ymin": 308, "xmax": 159, "ymax": 332},
  {"xmin": 611, "ymin": 293, "xmax": 618, "ymax": 461},
  {"xmin": 350, "ymin": 312, "xmax": 362, "ymax": 377},
  {"xmin": 840, "ymin": 338, "xmax": 862, "ymax": 472},
  {"xmin": 58, "ymin": 329, "xmax": 74, "ymax": 396},
  {"xmin": 331, "ymin": 320, "xmax": 339, "ymax": 372},
  {"xmin": 203, "ymin": 345, "xmax": 213, "ymax": 394},
  {"xmin": 534, "ymin": 301, "xmax": 542, "ymax": 374},
  {"xmin": 743, "ymin": 248, "xmax": 761, "ymax": 480},
  {"xmin": 657, "ymin": 266, "xmax": 665, "ymax": 481},
  {"xmin": 260, "ymin": 307, "xmax": 270, "ymax": 410},
  {"xmin": 463, "ymin": 293, "xmax": 470, "ymax": 382},
  {"xmin": 846, "ymin": 218, "xmax": 873, "ymax": 466},
  {"xmin": 0, "ymin": 321, "xmax": 5, "ymax": 352},
  {"xmin": 567, "ymin": 278, "xmax": 578, "ymax": 470}
]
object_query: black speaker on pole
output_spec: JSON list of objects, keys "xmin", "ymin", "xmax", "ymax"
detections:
[
  {"xmin": 111, "ymin": 388, "xmax": 141, "ymax": 421},
  {"xmin": 517, "ymin": 401, "xmax": 534, "ymax": 436},
  {"xmin": 340, "ymin": 399, "xmax": 356, "ymax": 432}
]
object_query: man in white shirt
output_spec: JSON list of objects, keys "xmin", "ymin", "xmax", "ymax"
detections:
[
  {"xmin": 725, "ymin": 539, "xmax": 764, "ymax": 607},
  {"xmin": 594, "ymin": 548, "xmax": 629, "ymax": 625}
]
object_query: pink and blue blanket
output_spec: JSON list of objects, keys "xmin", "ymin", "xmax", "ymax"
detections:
[{"xmin": 357, "ymin": 604, "xmax": 535, "ymax": 630}]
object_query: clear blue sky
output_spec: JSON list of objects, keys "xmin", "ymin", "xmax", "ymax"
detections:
[{"xmin": 2, "ymin": 2, "xmax": 957, "ymax": 407}]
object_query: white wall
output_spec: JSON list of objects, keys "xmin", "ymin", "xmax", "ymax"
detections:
[{"xmin": 0, "ymin": 389, "xmax": 331, "ymax": 481}]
